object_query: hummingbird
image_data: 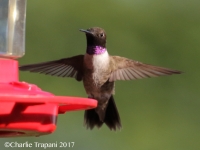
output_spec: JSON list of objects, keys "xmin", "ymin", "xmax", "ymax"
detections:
[{"xmin": 19, "ymin": 27, "xmax": 181, "ymax": 131}]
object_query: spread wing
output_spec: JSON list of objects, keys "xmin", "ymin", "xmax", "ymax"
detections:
[
  {"xmin": 109, "ymin": 56, "xmax": 181, "ymax": 82},
  {"xmin": 19, "ymin": 55, "xmax": 84, "ymax": 81}
]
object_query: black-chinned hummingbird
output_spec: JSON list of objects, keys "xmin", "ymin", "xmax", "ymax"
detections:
[{"xmin": 19, "ymin": 27, "xmax": 181, "ymax": 131}]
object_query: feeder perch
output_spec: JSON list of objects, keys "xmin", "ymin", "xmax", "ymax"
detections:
[{"xmin": 0, "ymin": 0, "xmax": 97, "ymax": 137}]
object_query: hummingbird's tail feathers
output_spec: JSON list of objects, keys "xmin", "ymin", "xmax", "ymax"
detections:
[
  {"xmin": 104, "ymin": 95, "xmax": 122, "ymax": 131},
  {"xmin": 84, "ymin": 109, "xmax": 104, "ymax": 129},
  {"xmin": 84, "ymin": 95, "xmax": 121, "ymax": 131}
]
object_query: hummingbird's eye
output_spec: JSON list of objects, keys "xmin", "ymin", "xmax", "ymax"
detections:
[{"xmin": 99, "ymin": 33, "xmax": 104, "ymax": 37}]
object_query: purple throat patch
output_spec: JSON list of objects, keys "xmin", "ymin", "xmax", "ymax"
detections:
[{"xmin": 87, "ymin": 46, "xmax": 106, "ymax": 55}]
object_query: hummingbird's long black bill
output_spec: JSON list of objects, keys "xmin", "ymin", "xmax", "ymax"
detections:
[{"xmin": 79, "ymin": 29, "xmax": 93, "ymax": 35}]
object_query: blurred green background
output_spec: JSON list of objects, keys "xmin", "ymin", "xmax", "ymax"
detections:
[{"xmin": 1, "ymin": 0, "xmax": 200, "ymax": 149}]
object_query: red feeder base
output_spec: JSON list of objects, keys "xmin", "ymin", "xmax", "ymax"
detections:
[{"xmin": 0, "ymin": 58, "xmax": 97, "ymax": 137}]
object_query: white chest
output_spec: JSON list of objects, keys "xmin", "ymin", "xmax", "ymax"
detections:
[
  {"xmin": 84, "ymin": 51, "xmax": 110, "ymax": 70},
  {"xmin": 84, "ymin": 51, "xmax": 110, "ymax": 86}
]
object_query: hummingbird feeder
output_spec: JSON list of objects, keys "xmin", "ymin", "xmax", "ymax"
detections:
[{"xmin": 0, "ymin": 0, "xmax": 97, "ymax": 137}]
